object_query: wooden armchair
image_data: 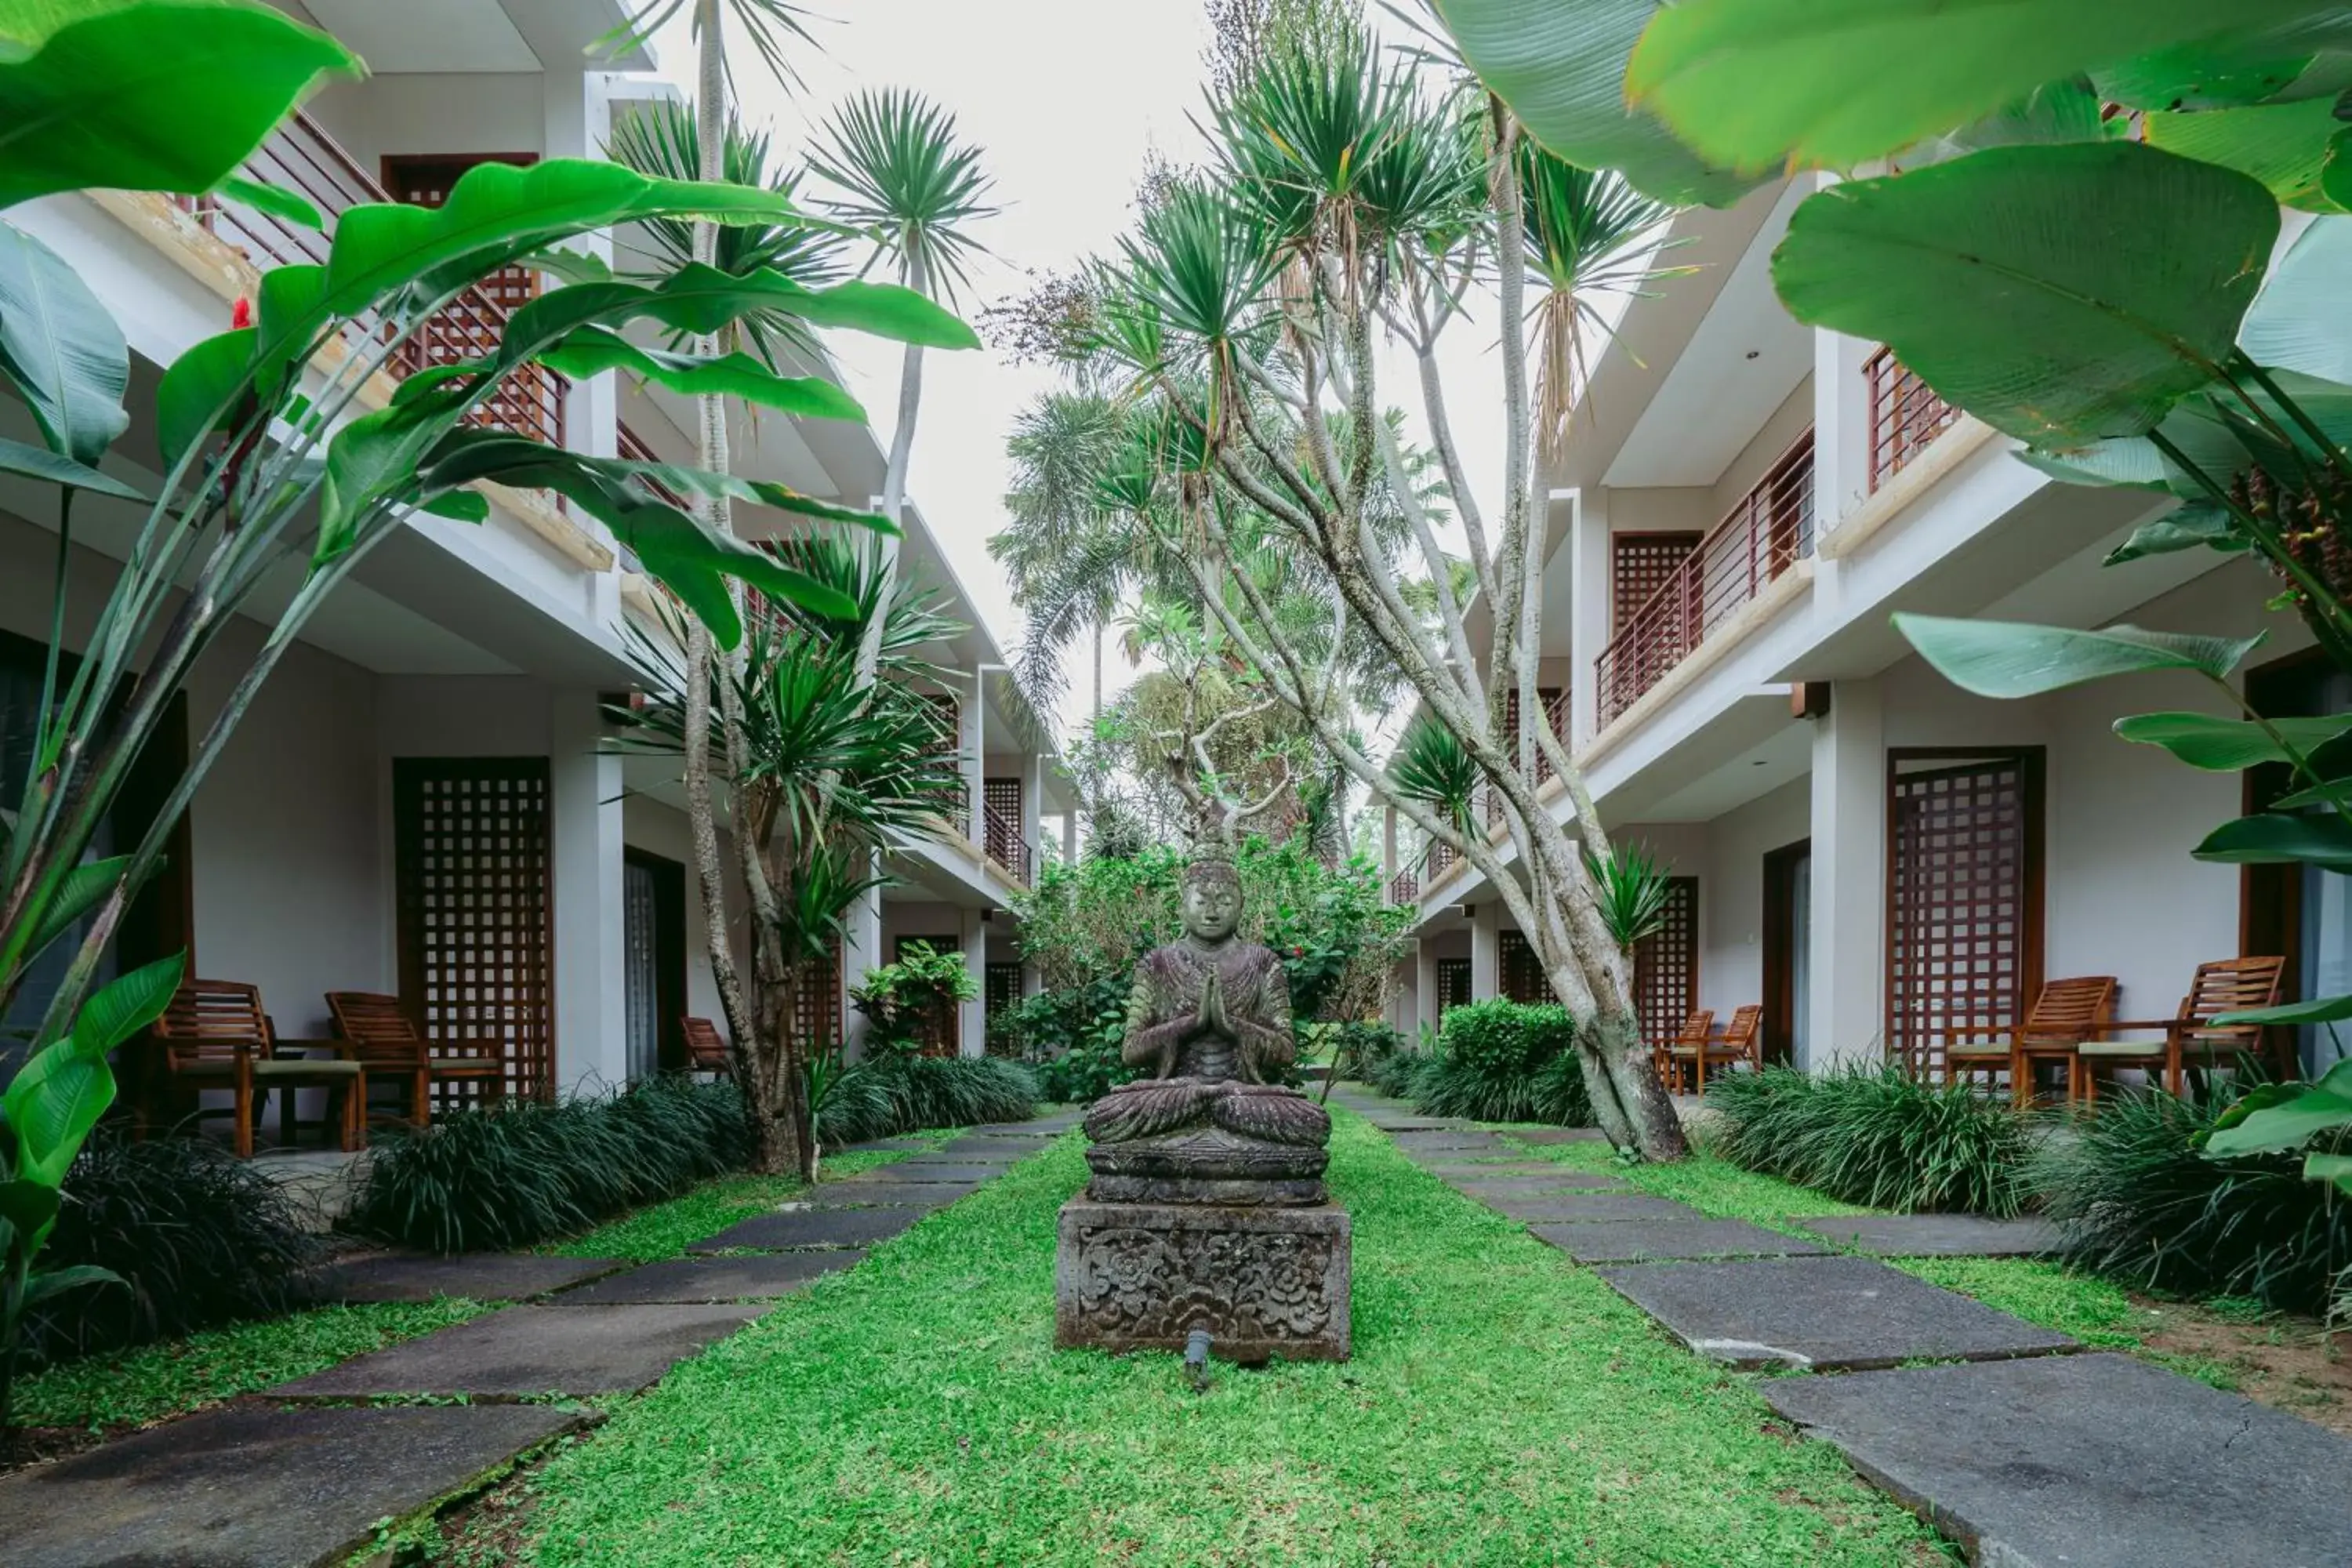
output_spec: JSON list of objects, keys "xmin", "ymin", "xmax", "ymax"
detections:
[
  {"xmin": 682, "ymin": 1015, "xmax": 733, "ymax": 1079},
  {"xmin": 1690, "ymin": 1004, "xmax": 1762, "ymax": 1094},
  {"xmin": 2076, "ymin": 957, "xmax": 2287, "ymax": 1103},
  {"xmin": 1654, "ymin": 1009, "xmax": 1714, "ymax": 1095},
  {"xmin": 325, "ymin": 992, "xmax": 506, "ymax": 1125},
  {"xmin": 1923, "ymin": 976, "xmax": 2115, "ymax": 1107},
  {"xmin": 149, "ymin": 980, "xmax": 364, "ymax": 1158}
]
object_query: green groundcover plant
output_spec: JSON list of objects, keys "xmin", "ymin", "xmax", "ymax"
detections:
[
  {"xmin": 1705, "ymin": 1065, "xmax": 2036, "ymax": 1217},
  {"xmin": 1394, "ymin": 1000, "xmax": 1593, "ymax": 1127}
]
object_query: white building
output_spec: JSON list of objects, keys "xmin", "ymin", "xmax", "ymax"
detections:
[
  {"xmin": 1383, "ymin": 175, "xmax": 2325, "ymax": 1082},
  {"xmin": 0, "ymin": 1, "xmax": 1071, "ymax": 1131}
]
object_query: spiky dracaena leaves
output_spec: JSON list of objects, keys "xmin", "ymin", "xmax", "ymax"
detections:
[{"xmin": 808, "ymin": 87, "xmax": 997, "ymax": 303}]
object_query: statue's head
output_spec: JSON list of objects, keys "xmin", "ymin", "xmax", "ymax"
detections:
[{"xmin": 1179, "ymin": 851, "xmax": 1243, "ymax": 942}]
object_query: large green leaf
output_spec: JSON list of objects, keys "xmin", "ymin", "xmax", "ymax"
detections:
[
  {"xmin": 317, "ymin": 389, "xmax": 471, "ymax": 564},
  {"xmin": 22, "ymin": 1262, "xmax": 124, "ymax": 1307},
  {"xmin": 156, "ymin": 327, "xmax": 256, "ymax": 470},
  {"xmin": 2017, "ymin": 438, "xmax": 2169, "ymax": 490},
  {"xmin": 2194, "ymin": 811, "xmax": 2352, "ymax": 869},
  {"xmin": 2, "ymin": 1039, "xmax": 111, "ymax": 1188},
  {"xmin": 2205, "ymin": 1059, "xmax": 2352, "ymax": 1157},
  {"xmin": 1425, "ymin": 0, "xmax": 1756, "ymax": 208},
  {"xmin": 535, "ymin": 330, "xmax": 866, "ymax": 421},
  {"xmin": 0, "ymin": 434, "xmax": 140, "ymax": 499},
  {"xmin": 1893, "ymin": 614, "xmax": 2263, "ymax": 698},
  {"xmin": 629, "ymin": 267, "xmax": 980, "ymax": 349},
  {"xmin": 0, "ymin": 4, "xmax": 358, "ymax": 209},
  {"xmin": 1625, "ymin": 0, "xmax": 2331, "ymax": 169},
  {"xmin": 2304, "ymin": 1150, "xmax": 2352, "ymax": 1196},
  {"xmin": 2216, "ymin": 993, "xmax": 2352, "ymax": 1027},
  {"xmin": 2239, "ymin": 213, "xmax": 2352, "ymax": 384},
  {"xmin": 74, "ymin": 950, "xmax": 185, "ymax": 1055},
  {"xmin": 2113, "ymin": 711, "xmax": 2352, "ymax": 770},
  {"xmin": 2101, "ymin": 17, "xmax": 2352, "ymax": 111},
  {"xmin": 1775, "ymin": 143, "xmax": 2277, "ymax": 445},
  {"xmin": 319, "ymin": 161, "xmax": 800, "ymax": 328},
  {"xmin": 2145, "ymin": 96, "xmax": 2346, "ymax": 212},
  {"xmin": 2102, "ymin": 505, "xmax": 2248, "ymax": 566},
  {"xmin": 0, "ymin": 219, "xmax": 127, "ymax": 463}
]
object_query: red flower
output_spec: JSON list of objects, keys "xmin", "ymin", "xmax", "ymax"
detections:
[{"xmin": 231, "ymin": 296, "xmax": 252, "ymax": 329}]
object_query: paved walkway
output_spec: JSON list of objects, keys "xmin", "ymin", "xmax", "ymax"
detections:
[
  {"xmin": 1328, "ymin": 1084, "xmax": 2352, "ymax": 1568},
  {"xmin": 1, "ymin": 1112, "xmax": 1081, "ymax": 1568}
]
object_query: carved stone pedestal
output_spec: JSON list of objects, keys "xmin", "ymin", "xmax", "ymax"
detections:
[{"xmin": 1054, "ymin": 1199, "xmax": 1352, "ymax": 1363}]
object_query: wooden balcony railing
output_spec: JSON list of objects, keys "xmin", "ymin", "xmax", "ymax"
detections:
[
  {"xmin": 617, "ymin": 421, "xmax": 688, "ymax": 510},
  {"xmin": 1595, "ymin": 431, "xmax": 1817, "ymax": 729},
  {"xmin": 1386, "ymin": 866, "xmax": 1421, "ymax": 906},
  {"xmin": 983, "ymin": 803, "xmax": 1033, "ymax": 884},
  {"xmin": 180, "ymin": 111, "xmax": 562, "ymax": 447},
  {"xmin": 1425, "ymin": 837, "xmax": 1459, "ymax": 882},
  {"xmin": 1866, "ymin": 347, "xmax": 1959, "ymax": 492}
]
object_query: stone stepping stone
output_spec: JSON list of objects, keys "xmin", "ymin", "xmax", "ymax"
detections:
[
  {"xmin": 1500, "ymin": 1193, "xmax": 1704, "ymax": 1225},
  {"xmin": 1533, "ymin": 1218, "xmax": 1829, "ymax": 1265},
  {"xmin": 1449, "ymin": 1173, "xmax": 1641, "ymax": 1200},
  {"xmin": 1797, "ymin": 1213, "xmax": 2062, "ymax": 1258},
  {"xmin": 1765, "ymin": 1353, "xmax": 2352, "ymax": 1568},
  {"xmin": 558, "ymin": 1250, "xmax": 866, "ymax": 1303},
  {"xmin": 1414, "ymin": 1160, "xmax": 1575, "ymax": 1179},
  {"xmin": 967, "ymin": 1120, "xmax": 1073, "ymax": 1137},
  {"xmin": 690, "ymin": 1206, "xmax": 920, "ymax": 1252},
  {"xmin": 0, "ymin": 1403, "xmax": 588, "ymax": 1568},
  {"xmin": 1507, "ymin": 1127, "xmax": 1610, "ymax": 1145},
  {"xmin": 833, "ymin": 1134, "xmax": 931, "ymax": 1154},
  {"xmin": 814, "ymin": 1178, "xmax": 984, "ymax": 1206},
  {"xmin": 310, "ymin": 1252, "xmax": 625, "ymax": 1303},
  {"xmin": 926, "ymin": 1138, "xmax": 1040, "ymax": 1159},
  {"xmin": 841, "ymin": 1162, "xmax": 1005, "ymax": 1183},
  {"xmin": 1598, "ymin": 1254, "xmax": 2076, "ymax": 1371},
  {"xmin": 1392, "ymin": 1131, "xmax": 1508, "ymax": 1152},
  {"xmin": 270, "ymin": 1303, "xmax": 765, "ymax": 1399}
]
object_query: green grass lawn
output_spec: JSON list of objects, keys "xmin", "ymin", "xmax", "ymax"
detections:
[
  {"xmin": 547, "ymin": 1139, "xmax": 941, "ymax": 1261},
  {"xmin": 497, "ymin": 1113, "xmax": 1947, "ymax": 1567}
]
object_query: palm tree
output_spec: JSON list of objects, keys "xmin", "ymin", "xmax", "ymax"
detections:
[{"xmin": 991, "ymin": 389, "xmax": 1132, "ymax": 722}]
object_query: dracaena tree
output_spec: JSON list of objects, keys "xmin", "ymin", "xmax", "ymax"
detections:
[
  {"xmin": 1054, "ymin": 9, "xmax": 1689, "ymax": 1156},
  {"xmin": 0, "ymin": 0, "xmax": 971, "ymax": 1423}
]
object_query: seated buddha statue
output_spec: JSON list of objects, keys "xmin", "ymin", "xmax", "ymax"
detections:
[{"xmin": 1081, "ymin": 850, "xmax": 1332, "ymax": 1204}]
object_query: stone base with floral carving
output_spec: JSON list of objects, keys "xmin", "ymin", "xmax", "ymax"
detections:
[{"xmin": 1054, "ymin": 1199, "xmax": 1351, "ymax": 1363}]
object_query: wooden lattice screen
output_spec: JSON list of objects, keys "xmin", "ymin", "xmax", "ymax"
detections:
[
  {"xmin": 984, "ymin": 776, "xmax": 1024, "ymax": 869},
  {"xmin": 394, "ymin": 758, "xmax": 554, "ymax": 1107},
  {"xmin": 790, "ymin": 949, "xmax": 842, "ymax": 1051},
  {"xmin": 985, "ymin": 961, "xmax": 1025, "ymax": 1047},
  {"xmin": 895, "ymin": 934, "xmax": 960, "ymax": 1055},
  {"xmin": 1611, "ymin": 532, "xmax": 1702, "ymax": 633},
  {"xmin": 1886, "ymin": 753, "xmax": 2042, "ymax": 1077},
  {"xmin": 1435, "ymin": 958, "xmax": 1472, "ymax": 1016},
  {"xmin": 1631, "ymin": 877, "xmax": 1699, "ymax": 1047},
  {"xmin": 1498, "ymin": 930, "xmax": 1548, "ymax": 1004}
]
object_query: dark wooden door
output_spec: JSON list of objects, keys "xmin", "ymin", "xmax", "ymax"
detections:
[
  {"xmin": 1498, "ymin": 929, "xmax": 1548, "ymax": 1004},
  {"xmin": 622, "ymin": 848, "xmax": 685, "ymax": 1076},
  {"xmin": 1885, "ymin": 750, "xmax": 2043, "ymax": 1078},
  {"xmin": 394, "ymin": 758, "xmax": 555, "ymax": 1105},
  {"xmin": 1435, "ymin": 958, "xmax": 1472, "ymax": 1016},
  {"xmin": 1761, "ymin": 840, "xmax": 1810, "ymax": 1066}
]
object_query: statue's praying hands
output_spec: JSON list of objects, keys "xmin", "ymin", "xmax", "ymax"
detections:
[{"xmin": 1193, "ymin": 964, "xmax": 1232, "ymax": 1044}]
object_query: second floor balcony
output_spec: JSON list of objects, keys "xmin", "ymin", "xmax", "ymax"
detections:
[{"xmin": 1595, "ymin": 430, "xmax": 1817, "ymax": 731}]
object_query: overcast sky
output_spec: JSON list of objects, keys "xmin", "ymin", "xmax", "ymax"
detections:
[{"xmin": 647, "ymin": 2, "xmax": 1515, "ymax": 739}]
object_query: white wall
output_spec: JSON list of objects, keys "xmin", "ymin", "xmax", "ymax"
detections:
[
  {"xmin": 305, "ymin": 74, "xmax": 550, "ymax": 179},
  {"xmin": 1708, "ymin": 375, "xmax": 1815, "ymax": 521},
  {"xmin": 1696, "ymin": 778, "xmax": 1810, "ymax": 1020}
]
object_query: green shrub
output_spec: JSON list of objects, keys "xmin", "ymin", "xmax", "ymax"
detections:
[
  {"xmin": 2037, "ymin": 1078, "xmax": 2351, "ymax": 1315},
  {"xmin": 27, "ymin": 1133, "xmax": 322, "ymax": 1364},
  {"xmin": 1705, "ymin": 1065, "xmax": 2034, "ymax": 1216},
  {"xmin": 347, "ymin": 1076, "xmax": 751, "ymax": 1254},
  {"xmin": 1398, "ymin": 1001, "xmax": 1592, "ymax": 1125},
  {"xmin": 997, "ymin": 975, "xmax": 1133, "ymax": 1103},
  {"xmin": 814, "ymin": 1054, "xmax": 1040, "ymax": 1146}
]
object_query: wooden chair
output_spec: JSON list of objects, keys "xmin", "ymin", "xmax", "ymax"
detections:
[
  {"xmin": 682, "ymin": 1015, "xmax": 734, "ymax": 1080},
  {"xmin": 1919, "ymin": 976, "xmax": 2116, "ymax": 1107},
  {"xmin": 1654, "ymin": 1009, "xmax": 1714, "ymax": 1095},
  {"xmin": 149, "ymin": 980, "xmax": 364, "ymax": 1158},
  {"xmin": 326, "ymin": 992, "xmax": 507, "ymax": 1127},
  {"xmin": 1689, "ymin": 1004, "xmax": 1762, "ymax": 1094},
  {"xmin": 2076, "ymin": 957, "xmax": 2288, "ymax": 1103}
]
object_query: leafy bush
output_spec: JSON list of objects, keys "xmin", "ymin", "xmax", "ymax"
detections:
[
  {"xmin": 25, "ymin": 1133, "xmax": 321, "ymax": 1364},
  {"xmin": 814, "ymin": 1054, "xmax": 1040, "ymax": 1147},
  {"xmin": 2037, "ymin": 1078, "xmax": 2351, "ymax": 1315},
  {"xmin": 996, "ymin": 975, "xmax": 1132, "ymax": 1103},
  {"xmin": 851, "ymin": 942, "xmax": 978, "ymax": 1053},
  {"xmin": 1396, "ymin": 1001, "xmax": 1592, "ymax": 1126},
  {"xmin": 1706, "ymin": 1065, "xmax": 2034, "ymax": 1216},
  {"xmin": 347, "ymin": 1075, "xmax": 751, "ymax": 1254}
]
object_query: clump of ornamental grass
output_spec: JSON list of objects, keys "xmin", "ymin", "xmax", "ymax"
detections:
[{"xmin": 1705, "ymin": 1064, "xmax": 2034, "ymax": 1216}]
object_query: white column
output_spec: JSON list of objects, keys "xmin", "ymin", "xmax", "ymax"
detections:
[
  {"xmin": 959, "ymin": 906, "xmax": 988, "ymax": 1058},
  {"xmin": 1814, "ymin": 309, "xmax": 1875, "ymax": 529},
  {"xmin": 1808, "ymin": 677, "xmax": 1885, "ymax": 1070},
  {"xmin": 841, "ymin": 880, "xmax": 884, "ymax": 1059},
  {"xmin": 1566, "ymin": 486, "xmax": 1610, "ymax": 746},
  {"xmin": 1062, "ymin": 808, "xmax": 1079, "ymax": 862},
  {"xmin": 1415, "ymin": 939, "xmax": 1439, "ymax": 1037},
  {"xmin": 1381, "ymin": 804, "xmax": 1398, "ymax": 884},
  {"xmin": 960, "ymin": 682, "xmax": 985, "ymax": 845},
  {"xmin": 1470, "ymin": 902, "xmax": 1500, "ymax": 1001},
  {"xmin": 550, "ymin": 691, "xmax": 626, "ymax": 1094},
  {"xmin": 1022, "ymin": 753, "xmax": 1044, "ymax": 881}
]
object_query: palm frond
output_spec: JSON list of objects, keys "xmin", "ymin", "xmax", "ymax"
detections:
[
  {"xmin": 600, "ymin": 0, "xmax": 818, "ymax": 96},
  {"xmin": 808, "ymin": 88, "xmax": 997, "ymax": 303},
  {"xmin": 1388, "ymin": 715, "xmax": 1478, "ymax": 837}
]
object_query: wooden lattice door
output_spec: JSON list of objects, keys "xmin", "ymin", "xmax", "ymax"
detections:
[
  {"xmin": 1886, "ymin": 751, "xmax": 2043, "ymax": 1078},
  {"xmin": 1498, "ymin": 930, "xmax": 1548, "ymax": 1004},
  {"xmin": 984, "ymin": 776, "xmax": 1024, "ymax": 869},
  {"xmin": 790, "ymin": 949, "xmax": 842, "ymax": 1053},
  {"xmin": 1435, "ymin": 958, "xmax": 1472, "ymax": 1016},
  {"xmin": 894, "ymin": 934, "xmax": 960, "ymax": 1055},
  {"xmin": 1631, "ymin": 877, "xmax": 1699, "ymax": 1047},
  {"xmin": 394, "ymin": 759, "xmax": 555, "ymax": 1106},
  {"xmin": 985, "ymin": 962, "xmax": 1025, "ymax": 1047},
  {"xmin": 1612, "ymin": 532, "xmax": 1700, "ymax": 632}
]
